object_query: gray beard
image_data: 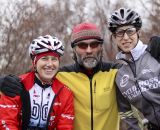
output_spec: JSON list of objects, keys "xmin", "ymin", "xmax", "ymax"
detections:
[
  {"xmin": 75, "ymin": 51, "xmax": 102, "ymax": 69},
  {"xmin": 82, "ymin": 57, "xmax": 98, "ymax": 69}
]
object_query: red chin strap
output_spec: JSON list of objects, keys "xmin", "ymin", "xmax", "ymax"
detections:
[{"xmin": 32, "ymin": 51, "xmax": 60, "ymax": 67}]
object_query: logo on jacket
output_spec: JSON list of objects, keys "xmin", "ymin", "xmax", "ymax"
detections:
[
  {"xmin": 33, "ymin": 89, "xmax": 40, "ymax": 97},
  {"xmin": 120, "ymin": 75, "xmax": 129, "ymax": 88},
  {"xmin": 141, "ymin": 69, "xmax": 151, "ymax": 74}
]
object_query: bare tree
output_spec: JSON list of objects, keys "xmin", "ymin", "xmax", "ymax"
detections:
[
  {"xmin": 0, "ymin": 0, "xmax": 42, "ymax": 75},
  {"xmin": 0, "ymin": 0, "xmax": 89, "ymax": 75},
  {"xmin": 139, "ymin": 0, "xmax": 160, "ymax": 42}
]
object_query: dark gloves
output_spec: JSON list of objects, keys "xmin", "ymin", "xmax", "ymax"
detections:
[
  {"xmin": 0, "ymin": 75, "xmax": 23, "ymax": 97},
  {"xmin": 146, "ymin": 36, "xmax": 160, "ymax": 63}
]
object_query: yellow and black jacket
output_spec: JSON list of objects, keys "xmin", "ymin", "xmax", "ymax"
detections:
[{"xmin": 56, "ymin": 62, "xmax": 120, "ymax": 130}]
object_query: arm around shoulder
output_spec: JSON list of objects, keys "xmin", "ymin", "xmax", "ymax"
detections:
[{"xmin": 0, "ymin": 75, "xmax": 23, "ymax": 97}]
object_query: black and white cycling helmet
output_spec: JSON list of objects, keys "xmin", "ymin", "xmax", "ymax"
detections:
[
  {"xmin": 29, "ymin": 35, "xmax": 64, "ymax": 60},
  {"xmin": 108, "ymin": 8, "xmax": 142, "ymax": 33}
]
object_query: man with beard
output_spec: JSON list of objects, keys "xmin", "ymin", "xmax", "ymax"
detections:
[
  {"xmin": 0, "ymin": 22, "xmax": 120, "ymax": 130},
  {"xmin": 57, "ymin": 22, "xmax": 120, "ymax": 130}
]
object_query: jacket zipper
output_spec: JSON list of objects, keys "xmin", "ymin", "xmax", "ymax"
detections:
[
  {"xmin": 94, "ymin": 81, "xmax": 96, "ymax": 93},
  {"xmin": 89, "ymin": 78, "xmax": 93, "ymax": 130}
]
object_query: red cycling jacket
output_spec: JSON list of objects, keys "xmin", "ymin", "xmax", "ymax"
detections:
[{"xmin": 0, "ymin": 72, "xmax": 74, "ymax": 130}]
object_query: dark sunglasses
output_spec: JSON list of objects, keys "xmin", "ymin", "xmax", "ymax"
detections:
[
  {"xmin": 115, "ymin": 27, "xmax": 137, "ymax": 37},
  {"xmin": 75, "ymin": 41, "xmax": 102, "ymax": 49}
]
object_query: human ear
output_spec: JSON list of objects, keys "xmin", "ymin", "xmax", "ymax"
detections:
[{"xmin": 137, "ymin": 30, "xmax": 141, "ymax": 36}]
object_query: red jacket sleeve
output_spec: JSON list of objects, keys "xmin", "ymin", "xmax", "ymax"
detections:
[
  {"xmin": 56, "ymin": 87, "xmax": 74, "ymax": 130},
  {"xmin": 0, "ymin": 94, "xmax": 22, "ymax": 130}
]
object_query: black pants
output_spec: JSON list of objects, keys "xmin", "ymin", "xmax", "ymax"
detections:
[
  {"xmin": 148, "ymin": 122, "xmax": 160, "ymax": 130},
  {"xmin": 27, "ymin": 127, "xmax": 47, "ymax": 130}
]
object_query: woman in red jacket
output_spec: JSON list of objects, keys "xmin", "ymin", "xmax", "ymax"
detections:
[{"xmin": 0, "ymin": 35, "xmax": 74, "ymax": 130}]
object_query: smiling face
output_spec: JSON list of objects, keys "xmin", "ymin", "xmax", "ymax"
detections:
[
  {"xmin": 112, "ymin": 25, "xmax": 140, "ymax": 53},
  {"xmin": 35, "ymin": 55, "xmax": 59, "ymax": 83}
]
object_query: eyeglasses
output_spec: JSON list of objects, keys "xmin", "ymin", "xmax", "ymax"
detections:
[
  {"xmin": 75, "ymin": 41, "xmax": 102, "ymax": 49},
  {"xmin": 114, "ymin": 27, "xmax": 137, "ymax": 37}
]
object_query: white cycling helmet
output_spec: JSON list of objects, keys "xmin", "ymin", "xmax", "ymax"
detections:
[
  {"xmin": 29, "ymin": 35, "xmax": 64, "ymax": 60},
  {"xmin": 108, "ymin": 8, "xmax": 142, "ymax": 33}
]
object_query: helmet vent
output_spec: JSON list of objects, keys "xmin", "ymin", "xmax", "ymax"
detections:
[
  {"xmin": 108, "ymin": 8, "xmax": 142, "ymax": 32},
  {"xmin": 112, "ymin": 15, "xmax": 118, "ymax": 21},
  {"xmin": 127, "ymin": 9, "xmax": 131, "ymax": 12},
  {"xmin": 120, "ymin": 9, "xmax": 124, "ymax": 18},
  {"xmin": 29, "ymin": 35, "xmax": 64, "ymax": 58},
  {"xmin": 126, "ymin": 11, "xmax": 134, "ymax": 21}
]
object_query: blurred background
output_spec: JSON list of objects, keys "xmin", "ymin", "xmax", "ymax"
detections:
[
  {"xmin": 0, "ymin": 0, "xmax": 159, "ymax": 129},
  {"xmin": 0, "ymin": 0, "xmax": 159, "ymax": 75}
]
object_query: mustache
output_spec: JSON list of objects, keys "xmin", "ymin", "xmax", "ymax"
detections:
[{"xmin": 83, "ymin": 56, "xmax": 97, "ymax": 60}]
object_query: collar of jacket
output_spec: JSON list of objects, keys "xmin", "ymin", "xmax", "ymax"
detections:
[
  {"xmin": 116, "ymin": 40, "xmax": 147, "ymax": 61},
  {"xmin": 73, "ymin": 62, "xmax": 101, "ymax": 77},
  {"xmin": 75, "ymin": 61, "xmax": 114, "ymax": 77},
  {"xmin": 59, "ymin": 62, "xmax": 116, "ymax": 76},
  {"xmin": 34, "ymin": 76, "xmax": 51, "ymax": 88}
]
